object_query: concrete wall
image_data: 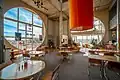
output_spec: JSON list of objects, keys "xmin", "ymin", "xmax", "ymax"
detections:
[
  {"xmin": 94, "ymin": 9, "xmax": 110, "ymax": 43},
  {"xmin": 53, "ymin": 21, "xmax": 59, "ymax": 46},
  {"xmin": 47, "ymin": 19, "xmax": 59, "ymax": 46},
  {"xmin": 47, "ymin": 19, "xmax": 70, "ymax": 46},
  {"xmin": 63, "ymin": 20, "xmax": 69, "ymax": 35},
  {"xmin": 0, "ymin": 0, "xmax": 4, "ymax": 63}
]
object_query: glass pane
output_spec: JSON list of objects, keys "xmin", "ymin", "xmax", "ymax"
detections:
[
  {"xmin": 20, "ymin": 39, "xmax": 26, "ymax": 49},
  {"xmin": 4, "ymin": 19, "xmax": 17, "ymax": 37},
  {"xmin": 19, "ymin": 23, "xmax": 26, "ymax": 31},
  {"xmin": 88, "ymin": 36, "xmax": 91, "ymax": 39},
  {"xmin": 82, "ymin": 36, "xmax": 86, "ymax": 39},
  {"xmin": 26, "ymin": 32, "xmax": 32, "ymax": 38},
  {"xmin": 4, "ymin": 8, "xmax": 18, "ymax": 20},
  {"xmin": 33, "ymin": 26, "xmax": 42, "ymax": 38},
  {"xmin": 19, "ymin": 30, "xmax": 25, "ymax": 38},
  {"xmin": 6, "ymin": 37, "xmax": 17, "ymax": 47},
  {"xmin": 27, "ymin": 24, "xmax": 32, "ymax": 32},
  {"xmin": 19, "ymin": 8, "xmax": 32, "ymax": 24},
  {"xmin": 33, "ymin": 14, "xmax": 42, "ymax": 26}
]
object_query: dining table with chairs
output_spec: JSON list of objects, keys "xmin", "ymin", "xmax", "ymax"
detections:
[
  {"xmin": 0, "ymin": 60, "xmax": 45, "ymax": 80},
  {"xmin": 0, "ymin": 49, "xmax": 46, "ymax": 80},
  {"xmin": 88, "ymin": 48, "xmax": 120, "ymax": 80},
  {"xmin": 88, "ymin": 49, "xmax": 120, "ymax": 53}
]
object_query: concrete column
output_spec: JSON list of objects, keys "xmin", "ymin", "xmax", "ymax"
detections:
[
  {"xmin": 117, "ymin": 0, "xmax": 119, "ymax": 50},
  {"xmin": 59, "ymin": 0, "xmax": 63, "ymax": 46},
  {"xmin": 45, "ymin": 16, "xmax": 49, "ymax": 46},
  {"xmin": 67, "ymin": 19, "xmax": 71, "ymax": 39},
  {"xmin": 0, "ymin": 0, "xmax": 4, "ymax": 63}
]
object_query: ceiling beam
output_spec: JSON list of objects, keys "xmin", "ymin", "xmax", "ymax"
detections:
[
  {"xmin": 109, "ymin": 0, "xmax": 116, "ymax": 10},
  {"xmin": 20, "ymin": 0, "xmax": 48, "ymax": 16},
  {"xmin": 48, "ymin": 11, "xmax": 59, "ymax": 18},
  {"xmin": 46, "ymin": 0, "xmax": 69, "ymax": 19}
]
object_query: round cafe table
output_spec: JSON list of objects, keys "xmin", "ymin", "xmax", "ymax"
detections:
[
  {"xmin": 0, "ymin": 60, "xmax": 45, "ymax": 80},
  {"xmin": 59, "ymin": 50, "xmax": 76, "ymax": 61}
]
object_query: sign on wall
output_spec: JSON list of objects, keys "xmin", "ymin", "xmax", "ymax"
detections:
[
  {"xmin": 62, "ymin": 35, "xmax": 68, "ymax": 44},
  {"xmin": 15, "ymin": 32, "xmax": 21, "ymax": 41}
]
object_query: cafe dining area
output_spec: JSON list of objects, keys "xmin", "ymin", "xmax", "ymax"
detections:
[{"xmin": 0, "ymin": 0, "xmax": 120, "ymax": 80}]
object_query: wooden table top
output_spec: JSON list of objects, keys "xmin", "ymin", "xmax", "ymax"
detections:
[
  {"xmin": 29, "ymin": 51, "xmax": 45, "ymax": 55},
  {"xmin": 10, "ymin": 50, "xmax": 30, "ymax": 56},
  {"xmin": 89, "ymin": 49, "xmax": 120, "ymax": 53},
  {"xmin": 88, "ymin": 54, "xmax": 120, "ymax": 63},
  {"xmin": 59, "ymin": 50, "xmax": 77, "ymax": 53},
  {"xmin": 0, "ymin": 60, "xmax": 45, "ymax": 80}
]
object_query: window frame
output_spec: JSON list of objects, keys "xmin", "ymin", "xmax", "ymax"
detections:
[{"xmin": 4, "ymin": 7, "xmax": 44, "ymax": 50}]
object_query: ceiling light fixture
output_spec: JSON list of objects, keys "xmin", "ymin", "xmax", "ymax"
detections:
[{"xmin": 32, "ymin": 0, "xmax": 48, "ymax": 10}]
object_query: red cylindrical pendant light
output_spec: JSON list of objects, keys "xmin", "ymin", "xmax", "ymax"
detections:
[{"xmin": 69, "ymin": 0, "xmax": 93, "ymax": 31}]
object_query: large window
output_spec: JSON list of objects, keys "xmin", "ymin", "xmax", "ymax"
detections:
[
  {"xmin": 4, "ymin": 7, "xmax": 44, "ymax": 50},
  {"xmin": 71, "ymin": 17, "xmax": 105, "ymax": 46},
  {"xmin": 4, "ymin": 19, "xmax": 17, "ymax": 37}
]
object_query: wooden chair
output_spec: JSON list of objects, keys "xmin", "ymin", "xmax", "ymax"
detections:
[
  {"xmin": 88, "ymin": 58, "xmax": 102, "ymax": 77},
  {"xmin": 30, "ymin": 56, "xmax": 41, "ymax": 60},
  {"xmin": 0, "ymin": 61, "xmax": 12, "ymax": 70},
  {"xmin": 41, "ymin": 63, "xmax": 61, "ymax": 80},
  {"xmin": 51, "ymin": 63, "xmax": 61, "ymax": 80},
  {"xmin": 23, "ymin": 54, "xmax": 30, "ymax": 61},
  {"xmin": 89, "ymin": 58, "xmax": 102, "ymax": 66},
  {"xmin": 107, "ymin": 62, "xmax": 120, "ymax": 77}
]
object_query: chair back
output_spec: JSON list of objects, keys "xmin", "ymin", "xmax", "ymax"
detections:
[
  {"xmin": 23, "ymin": 54, "xmax": 30, "ymax": 57},
  {"xmin": 0, "ymin": 61, "xmax": 12, "ymax": 70},
  {"xmin": 51, "ymin": 64, "xmax": 61, "ymax": 80},
  {"xmin": 40, "ymin": 63, "xmax": 62, "ymax": 80},
  {"xmin": 107, "ymin": 62, "xmax": 120, "ymax": 71},
  {"xmin": 89, "ymin": 58, "xmax": 101, "ymax": 66},
  {"xmin": 30, "ymin": 56, "xmax": 40, "ymax": 60},
  {"xmin": 104, "ymin": 52, "xmax": 114, "ymax": 56}
]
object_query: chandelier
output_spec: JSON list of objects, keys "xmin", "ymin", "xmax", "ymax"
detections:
[{"xmin": 32, "ymin": 0, "xmax": 48, "ymax": 10}]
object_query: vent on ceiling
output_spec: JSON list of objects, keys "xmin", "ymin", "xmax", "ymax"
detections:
[{"xmin": 58, "ymin": 0, "xmax": 68, "ymax": 3}]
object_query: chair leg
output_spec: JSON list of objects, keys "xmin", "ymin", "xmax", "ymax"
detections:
[
  {"xmin": 88, "ymin": 63, "xmax": 92, "ymax": 80},
  {"xmin": 116, "ymin": 72, "xmax": 120, "ymax": 77},
  {"xmin": 30, "ymin": 77, "xmax": 34, "ymax": 80}
]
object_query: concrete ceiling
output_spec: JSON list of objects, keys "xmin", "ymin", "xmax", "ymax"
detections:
[{"xmin": 21, "ymin": 0, "xmax": 112, "ymax": 20}]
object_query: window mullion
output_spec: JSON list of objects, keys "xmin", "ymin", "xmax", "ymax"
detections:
[
  {"xmin": 32, "ymin": 13, "xmax": 33, "ymax": 51},
  {"xmin": 17, "ymin": 8, "xmax": 19, "ymax": 32}
]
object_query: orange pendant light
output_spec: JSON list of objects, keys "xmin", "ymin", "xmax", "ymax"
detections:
[{"xmin": 69, "ymin": 0, "xmax": 93, "ymax": 31}]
